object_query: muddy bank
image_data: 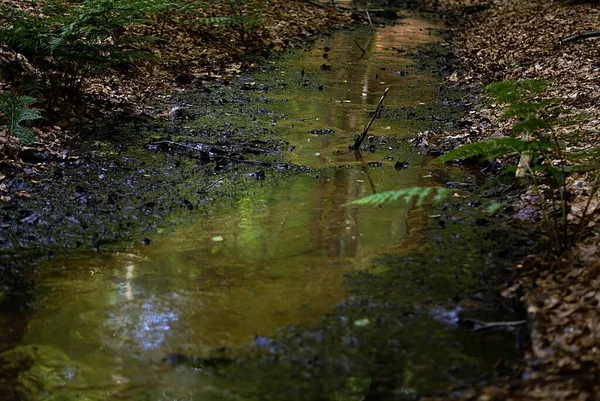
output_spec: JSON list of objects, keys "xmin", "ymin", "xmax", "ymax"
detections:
[
  {"xmin": 0, "ymin": 82, "xmax": 298, "ymax": 265},
  {"xmin": 412, "ymin": 0, "xmax": 600, "ymax": 399}
]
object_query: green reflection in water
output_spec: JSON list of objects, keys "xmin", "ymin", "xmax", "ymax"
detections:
[
  {"xmin": 10, "ymin": 163, "xmax": 428, "ymax": 399},
  {"xmin": 258, "ymin": 18, "xmax": 441, "ymax": 167}
]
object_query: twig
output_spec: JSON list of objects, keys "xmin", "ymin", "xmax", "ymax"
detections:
[
  {"xmin": 471, "ymin": 319, "xmax": 526, "ymax": 332},
  {"xmin": 395, "ymin": 148, "xmax": 418, "ymax": 168},
  {"xmin": 351, "ymin": 87, "xmax": 389, "ymax": 150},
  {"xmin": 147, "ymin": 140, "xmax": 188, "ymax": 149},
  {"xmin": 302, "ymin": 0, "xmax": 339, "ymax": 10},
  {"xmin": 365, "ymin": 10, "xmax": 374, "ymax": 32},
  {"xmin": 201, "ymin": 178, "xmax": 224, "ymax": 193},
  {"xmin": 356, "ymin": 38, "xmax": 371, "ymax": 61},
  {"xmin": 562, "ymin": 30, "xmax": 600, "ymax": 44},
  {"xmin": 353, "ymin": 39, "xmax": 366, "ymax": 55},
  {"xmin": 354, "ymin": 152, "xmax": 378, "ymax": 194}
]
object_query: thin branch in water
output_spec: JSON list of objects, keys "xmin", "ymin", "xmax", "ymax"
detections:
[
  {"xmin": 395, "ymin": 147, "xmax": 418, "ymax": 169},
  {"xmin": 354, "ymin": 151, "xmax": 382, "ymax": 209},
  {"xmin": 351, "ymin": 87, "xmax": 389, "ymax": 150},
  {"xmin": 469, "ymin": 319, "xmax": 527, "ymax": 332},
  {"xmin": 201, "ymin": 178, "xmax": 225, "ymax": 193},
  {"xmin": 365, "ymin": 10, "xmax": 374, "ymax": 32}
]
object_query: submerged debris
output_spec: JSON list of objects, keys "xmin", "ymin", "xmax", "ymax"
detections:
[{"xmin": 310, "ymin": 128, "xmax": 335, "ymax": 135}]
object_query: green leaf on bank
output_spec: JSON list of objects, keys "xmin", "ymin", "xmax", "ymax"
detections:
[
  {"xmin": 486, "ymin": 79, "xmax": 548, "ymax": 103},
  {"xmin": 0, "ymin": 92, "xmax": 43, "ymax": 145}
]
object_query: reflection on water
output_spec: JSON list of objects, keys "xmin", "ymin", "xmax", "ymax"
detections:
[
  {"xmin": 12, "ymin": 164, "xmax": 429, "ymax": 398},
  {"xmin": 31, "ymin": 164, "xmax": 424, "ymax": 351},
  {"xmin": 0, "ymin": 18, "xmax": 446, "ymax": 399},
  {"xmin": 265, "ymin": 18, "xmax": 440, "ymax": 167}
]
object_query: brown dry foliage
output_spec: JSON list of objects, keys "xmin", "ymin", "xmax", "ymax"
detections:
[{"xmin": 424, "ymin": 0, "xmax": 600, "ymax": 399}]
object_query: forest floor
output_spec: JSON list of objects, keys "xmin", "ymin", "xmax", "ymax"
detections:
[{"xmin": 421, "ymin": 0, "xmax": 600, "ymax": 399}]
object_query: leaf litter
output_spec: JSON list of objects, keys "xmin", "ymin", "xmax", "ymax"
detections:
[{"xmin": 420, "ymin": 0, "xmax": 600, "ymax": 399}]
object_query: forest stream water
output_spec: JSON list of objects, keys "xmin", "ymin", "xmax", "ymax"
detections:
[{"xmin": 0, "ymin": 17, "xmax": 526, "ymax": 401}]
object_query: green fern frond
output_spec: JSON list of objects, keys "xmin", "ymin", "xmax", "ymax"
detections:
[
  {"xmin": 0, "ymin": 92, "xmax": 43, "ymax": 145},
  {"xmin": 11, "ymin": 126, "xmax": 37, "ymax": 145},
  {"xmin": 486, "ymin": 79, "xmax": 548, "ymax": 103},
  {"xmin": 486, "ymin": 80, "xmax": 522, "ymax": 103},
  {"xmin": 437, "ymin": 137, "xmax": 558, "ymax": 163},
  {"xmin": 196, "ymin": 16, "xmax": 235, "ymax": 25},
  {"xmin": 518, "ymin": 79, "xmax": 548, "ymax": 94},
  {"xmin": 345, "ymin": 187, "xmax": 452, "ymax": 207},
  {"xmin": 437, "ymin": 137, "xmax": 528, "ymax": 162},
  {"xmin": 512, "ymin": 117, "xmax": 551, "ymax": 134},
  {"xmin": 504, "ymin": 102, "xmax": 545, "ymax": 118}
]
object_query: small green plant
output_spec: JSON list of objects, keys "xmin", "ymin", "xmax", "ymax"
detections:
[
  {"xmin": 0, "ymin": 92, "xmax": 43, "ymax": 145},
  {"xmin": 0, "ymin": 0, "xmax": 162, "ymax": 102},
  {"xmin": 198, "ymin": 0, "xmax": 269, "ymax": 42},
  {"xmin": 437, "ymin": 80, "xmax": 577, "ymax": 251}
]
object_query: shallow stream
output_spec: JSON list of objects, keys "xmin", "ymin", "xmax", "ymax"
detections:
[{"xmin": 0, "ymin": 17, "xmax": 523, "ymax": 401}]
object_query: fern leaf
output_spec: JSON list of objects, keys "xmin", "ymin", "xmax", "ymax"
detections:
[
  {"xmin": 12, "ymin": 126, "xmax": 37, "ymax": 145},
  {"xmin": 0, "ymin": 92, "xmax": 42, "ymax": 144},
  {"xmin": 196, "ymin": 17, "xmax": 235, "ymax": 25},
  {"xmin": 437, "ymin": 137, "xmax": 528, "ymax": 162},
  {"xmin": 504, "ymin": 102, "xmax": 545, "ymax": 118},
  {"xmin": 17, "ymin": 107, "xmax": 43, "ymax": 125},
  {"xmin": 486, "ymin": 80, "xmax": 522, "ymax": 103},
  {"xmin": 518, "ymin": 79, "xmax": 548, "ymax": 94},
  {"xmin": 345, "ymin": 187, "xmax": 452, "ymax": 207},
  {"xmin": 512, "ymin": 117, "xmax": 551, "ymax": 134},
  {"xmin": 486, "ymin": 79, "xmax": 548, "ymax": 103}
]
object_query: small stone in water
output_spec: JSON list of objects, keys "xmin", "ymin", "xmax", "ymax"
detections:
[{"xmin": 353, "ymin": 318, "xmax": 370, "ymax": 327}]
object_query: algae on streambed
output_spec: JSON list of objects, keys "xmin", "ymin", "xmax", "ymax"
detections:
[{"xmin": 0, "ymin": 18, "xmax": 530, "ymax": 401}]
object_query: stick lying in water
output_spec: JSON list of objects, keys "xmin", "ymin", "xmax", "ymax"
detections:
[
  {"xmin": 468, "ymin": 319, "xmax": 527, "ymax": 332},
  {"xmin": 365, "ymin": 10, "xmax": 374, "ymax": 33},
  {"xmin": 351, "ymin": 87, "xmax": 389, "ymax": 150}
]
